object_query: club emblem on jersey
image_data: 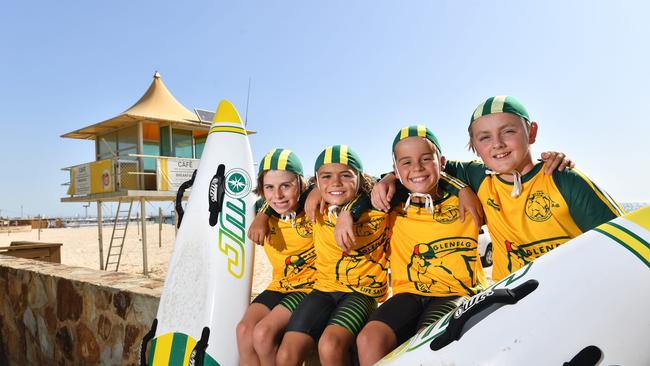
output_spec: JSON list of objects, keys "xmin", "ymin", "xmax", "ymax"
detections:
[
  {"xmin": 525, "ymin": 191, "xmax": 559, "ymax": 222},
  {"xmin": 355, "ymin": 217, "xmax": 383, "ymax": 237},
  {"xmin": 407, "ymin": 240, "xmax": 480, "ymax": 295},
  {"xmin": 280, "ymin": 248, "xmax": 316, "ymax": 291},
  {"xmin": 486, "ymin": 198, "xmax": 501, "ymax": 211},
  {"xmin": 335, "ymin": 239, "xmax": 388, "ymax": 299},
  {"xmin": 224, "ymin": 168, "xmax": 252, "ymax": 198},
  {"xmin": 434, "ymin": 205, "xmax": 460, "ymax": 224},
  {"xmin": 294, "ymin": 217, "xmax": 313, "ymax": 238}
]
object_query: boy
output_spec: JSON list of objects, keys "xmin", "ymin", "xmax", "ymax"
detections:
[
  {"xmin": 376, "ymin": 96, "xmax": 624, "ymax": 281},
  {"xmin": 353, "ymin": 126, "xmax": 486, "ymax": 365}
]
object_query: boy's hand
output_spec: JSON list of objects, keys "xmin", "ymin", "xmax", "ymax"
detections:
[
  {"xmin": 458, "ymin": 187, "xmax": 484, "ymax": 230},
  {"xmin": 247, "ymin": 211, "xmax": 270, "ymax": 245},
  {"xmin": 305, "ymin": 187, "xmax": 325, "ymax": 223},
  {"xmin": 334, "ymin": 210, "xmax": 356, "ymax": 253},
  {"xmin": 540, "ymin": 151, "xmax": 575, "ymax": 175},
  {"xmin": 371, "ymin": 174, "xmax": 397, "ymax": 212}
]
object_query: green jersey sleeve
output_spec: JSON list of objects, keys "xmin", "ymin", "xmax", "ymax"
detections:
[
  {"xmin": 444, "ymin": 160, "xmax": 489, "ymax": 193},
  {"xmin": 553, "ymin": 169, "xmax": 624, "ymax": 232},
  {"xmin": 439, "ymin": 172, "xmax": 468, "ymax": 195},
  {"xmin": 255, "ymin": 198, "xmax": 268, "ymax": 213}
]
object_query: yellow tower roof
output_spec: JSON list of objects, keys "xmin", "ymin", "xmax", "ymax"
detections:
[{"xmin": 62, "ymin": 72, "xmax": 202, "ymax": 139}]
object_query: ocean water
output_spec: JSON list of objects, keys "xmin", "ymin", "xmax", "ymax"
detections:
[{"xmin": 621, "ymin": 202, "xmax": 649, "ymax": 213}]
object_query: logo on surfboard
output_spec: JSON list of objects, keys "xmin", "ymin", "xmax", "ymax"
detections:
[{"xmin": 225, "ymin": 168, "xmax": 252, "ymax": 198}]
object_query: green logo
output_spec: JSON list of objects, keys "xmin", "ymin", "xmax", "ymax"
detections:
[
  {"xmin": 225, "ymin": 168, "xmax": 251, "ymax": 198},
  {"xmin": 218, "ymin": 198, "xmax": 247, "ymax": 278}
]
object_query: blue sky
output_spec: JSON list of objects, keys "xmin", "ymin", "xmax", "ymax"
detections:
[{"xmin": 1, "ymin": 0, "xmax": 649, "ymax": 217}]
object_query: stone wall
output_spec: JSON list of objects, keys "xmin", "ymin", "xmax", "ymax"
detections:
[{"xmin": 0, "ymin": 255, "xmax": 163, "ymax": 365}]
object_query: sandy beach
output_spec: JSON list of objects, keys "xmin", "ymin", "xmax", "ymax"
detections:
[
  {"xmin": 0, "ymin": 224, "xmax": 273, "ymax": 297},
  {"xmin": 0, "ymin": 224, "xmax": 491, "ymax": 297}
]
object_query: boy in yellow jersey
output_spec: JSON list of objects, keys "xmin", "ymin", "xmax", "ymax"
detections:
[
  {"xmin": 375, "ymin": 96, "xmax": 624, "ymax": 281},
  {"xmin": 457, "ymin": 96, "xmax": 624, "ymax": 280},
  {"xmin": 353, "ymin": 126, "xmax": 486, "ymax": 365},
  {"xmin": 275, "ymin": 145, "xmax": 389, "ymax": 366},
  {"xmin": 237, "ymin": 149, "xmax": 316, "ymax": 366}
]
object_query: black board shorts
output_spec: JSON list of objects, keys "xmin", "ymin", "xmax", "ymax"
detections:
[
  {"xmin": 252, "ymin": 290, "xmax": 308, "ymax": 312},
  {"xmin": 285, "ymin": 289, "xmax": 377, "ymax": 341},
  {"xmin": 369, "ymin": 293, "xmax": 464, "ymax": 345}
]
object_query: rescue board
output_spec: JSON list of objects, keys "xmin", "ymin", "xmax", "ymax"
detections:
[
  {"xmin": 141, "ymin": 100, "xmax": 256, "ymax": 366},
  {"xmin": 379, "ymin": 206, "xmax": 650, "ymax": 366}
]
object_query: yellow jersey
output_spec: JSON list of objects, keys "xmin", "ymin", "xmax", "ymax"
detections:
[
  {"xmin": 446, "ymin": 161, "xmax": 624, "ymax": 280},
  {"xmin": 389, "ymin": 193, "xmax": 486, "ymax": 297},
  {"xmin": 313, "ymin": 203, "xmax": 390, "ymax": 301}
]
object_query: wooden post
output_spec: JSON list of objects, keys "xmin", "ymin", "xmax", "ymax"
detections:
[
  {"xmin": 173, "ymin": 209, "xmax": 178, "ymax": 236},
  {"xmin": 158, "ymin": 207, "xmax": 162, "ymax": 248},
  {"xmin": 97, "ymin": 201, "xmax": 104, "ymax": 270},
  {"xmin": 140, "ymin": 197, "xmax": 148, "ymax": 276}
]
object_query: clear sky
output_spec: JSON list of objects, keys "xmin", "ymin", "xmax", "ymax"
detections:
[{"xmin": 1, "ymin": 0, "xmax": 649, "ymax": 217}]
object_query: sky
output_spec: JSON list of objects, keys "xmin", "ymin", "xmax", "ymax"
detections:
[{"xmin": 1, "ymin": 0, "xmax": 649, "ymax": 218}]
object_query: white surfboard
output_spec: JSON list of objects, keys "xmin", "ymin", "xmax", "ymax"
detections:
[
  {"xmin": 379, "ymin": 206, "xmax": 650, "ymax": 366},
  {"xmin": 141, "ymin": 100, "xmax": 256, "ymax": 366}
]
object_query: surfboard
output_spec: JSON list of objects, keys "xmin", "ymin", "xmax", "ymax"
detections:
[
  {"xmin": 378, "ymin": 206, "xmax": 650, "ymax": 366},
  {"xmin": 141, "ymin": 100, "xmax": 256, "ymax": 366}
]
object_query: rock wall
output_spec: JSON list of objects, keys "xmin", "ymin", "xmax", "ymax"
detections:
[{"xmin": 0, "ymin": 255, "xmax": 163, "ymax": 365}]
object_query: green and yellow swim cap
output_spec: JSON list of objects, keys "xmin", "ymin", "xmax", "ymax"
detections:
[
  {"xmin": 314, "ymin": 145, "xmax": 363, "ymax": 174},
  {"xmin": 470, "ymin": 95, "xmax": 530, "ymax": 126},
  {"xmin": 258, "ymin": 148, "xmax": 304, "ymax": 176},
  {"xmin": 392, "ymin": 125, "xmax": 442, "ymax": 153}
]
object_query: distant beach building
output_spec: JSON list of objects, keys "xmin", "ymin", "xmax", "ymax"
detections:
[{"xmin": 60, "ymin": 72, "xmax": 254, "ymax": 275}]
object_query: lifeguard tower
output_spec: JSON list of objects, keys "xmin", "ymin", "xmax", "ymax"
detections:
[{"xmin": 61, "ymin": 72, "xmax": 247, "ymax": 275}]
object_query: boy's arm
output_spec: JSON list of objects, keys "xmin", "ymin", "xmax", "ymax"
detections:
[
  {"xmin": 249, "ymin": 198, "xmax": 271, "ymax": 245},
  {"xmin": 336, "ymin": 193, "xmax": 373, "ymax": 252},
  {"xmin": 443, "ymin": 160, "xmax": 486, "ymax": 192},
  {"xmin": 553, "ymin": 169, "xmax": 625, "ymax": 232},
  {"xmin": 438, "ymin": 171, "xmax": 468, "ymax": 196},
  {"xmin": 297, "ymin": 184, "xmax": 315, "ymax": 211}
]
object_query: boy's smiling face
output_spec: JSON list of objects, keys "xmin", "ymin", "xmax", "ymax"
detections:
[
  {"xmin": 317, "ymin": 163, "xmax": 359, "ymax": 206},
  {"xmin": 470, "ymin": 112, "xmax": 538, "ymax": 176},
  {"xmin": 394, "ymin": 136, "xmax": 445, "ymax": 194},
  {"xmin": 262, "ymin": 170, "xmax": 301, "ymax": 215}
]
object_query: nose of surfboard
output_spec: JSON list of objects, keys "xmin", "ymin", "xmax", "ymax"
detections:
[{"xmin": 213, "ymin": 99, "xmax": 243, "ymax": 125}]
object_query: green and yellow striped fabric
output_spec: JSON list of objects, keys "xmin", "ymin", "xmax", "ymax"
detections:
[
  {"xmin": 392, "ymin": 125, "xmax": 442, "ymax": 153},
  {"xmin": 470, "ymin": 95, "xmax": 530, "ymax": 126},
  {"xmin": 314, "ymin": 145, "xmax": 363, "ymax": 173},
  {"xmin": 148, "ymin": 332, "xmax": 220, "ymax": 366},
  {"xmin": 258, "ymin": 148, "xmax": 304, "ymax": 176}
]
